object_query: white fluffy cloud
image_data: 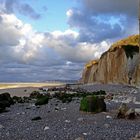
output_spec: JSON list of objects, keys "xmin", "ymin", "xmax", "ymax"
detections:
[
  {"xmin": 0, "ymin": 0, "xmax": 138, "ymax": 81},
  {"xmin": 0, "ymin": 11, "xmax": 110, "ymax": 81}
]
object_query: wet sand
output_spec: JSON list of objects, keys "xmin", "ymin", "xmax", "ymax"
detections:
[{"xmin": 0, "ymin": 83, "xmax": 65, "ymax": 97}]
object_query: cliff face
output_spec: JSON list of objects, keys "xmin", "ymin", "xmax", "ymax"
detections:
[{"xmin": 81, "ymin": 35, "xmax": 140, "ymax": 86}]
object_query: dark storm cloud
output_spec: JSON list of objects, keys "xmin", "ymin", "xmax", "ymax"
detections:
[
  {"xmin": 67, "ymin": 8, "xmax": 124, "ymax": 43},
  {"xmin": 67, "ymin": 0, "xmax": 138, "ymax": 43},
  {"xmin": 82, "ymin": 0, "xmax": 138, "ymax": 17}
]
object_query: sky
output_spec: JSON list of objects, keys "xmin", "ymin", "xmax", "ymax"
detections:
[{"xmin": 0, "ymin": 0, "xmax": 139, "ymax": 82}]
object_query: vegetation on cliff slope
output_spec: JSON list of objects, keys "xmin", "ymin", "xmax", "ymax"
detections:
[{"xmin": 110, "ymin": 35, "xmax": 139, "ymax": 50}]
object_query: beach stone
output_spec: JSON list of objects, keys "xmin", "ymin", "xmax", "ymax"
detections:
[
  {"xmin": 130, "ymin": 133, "xmax": 140, "ymax": 140},
  {"xmin": 117, "ymin": 103, "xmax": 128, "ymax": 119},
  {"xmin": 125, "ymin": 108, "xmax": 136, "ymax": 119},
  {"xmin": 75, "ymin": 137, "xmax": 85, "ymax": 140},
  {"xmin": 135, "ymin": 108, "xmax": 140, "ymax": 115},
  {"xmin": 80, "ymin": 95, "xmax": 106, "ymax": 113},
  {"xmin": 44, "ymin": 126, "xmax": 50, "ymax": 131},
  {"xmin": 83, "ymin": 133, "xmax": 88, "ymax": 136},
  {"xmin": 12, "ymin": 96, "xmax": 24, "ymax": 103},
  {"xmin": 31, "ymin": 116, "xmax": 42, "ymax": 121},
  {"xmin": 65, "ymin": 120, "xmax": 71, "ymax": 123},
  {"xmin": 0, "ymin": 93, "xmax": 14, "ymax": 113},
  {"xmin": 55, "ymin": 107, "xmax": 59, "ymax": 111},
  {"xmin": 0, "ymin": 124, "xmax": 4, "ymax": 129},
  {"xmin": 105, "ymin": 94, "xmax": 113, "ymax": 100},
  {"xmin": 30, "ymin": 91, "xmax": 42, "ymax": 98},
  {"xmin": 104, "ymin": 123, "xmax": 110, "ymax": 128},
  {"xmin": 135, "ymin": 131, "xmax": 140, "ymax": 138},
  {"xmin": 77, "ymin": 117, "xmax": 84, "ymax": 122},
  {"xmin": 106, "ymin": 115, "xmax": 112, "ymax": 119}
]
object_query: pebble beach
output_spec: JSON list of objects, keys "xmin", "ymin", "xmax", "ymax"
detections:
[{"xmin": 0, "ymin": 84, "xmax": 140, "ymax": 140}]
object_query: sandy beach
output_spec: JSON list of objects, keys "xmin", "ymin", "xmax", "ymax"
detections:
[{"xmin": 0, "ymin": 83, "xmax": 65, "ymax": 97}]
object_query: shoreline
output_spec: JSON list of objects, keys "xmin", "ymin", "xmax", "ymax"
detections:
[
  {"xmin": 0, "ymin": 82, "xmax": 65, "ymax": 89},
  {"xmin": 0, "ymin": 82, "xmax": 65, "ymax": 97}
]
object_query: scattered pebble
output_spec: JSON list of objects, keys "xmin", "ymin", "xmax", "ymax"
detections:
[
  {"xmin": 64, "ymin": 120, "xmax": 71, "ymax": 123},
  {"xmin": 44, "ymin": 126, "xmax": 50, "ymax": 131},
  {"xmin": 106, "ymin": 115, "xmax": 112, "ymax": 119},
  {"xmin": 77, "ymin": 117, "xmax": 84, "ymax": 122},
  {"xmin": 83, "ymin": 133, "xmax": 88, "ymax": 136},
  {"xmin": 104, "ymin": 123, "xmax": 110, "ymax": 128},
  {"xmin": 0, "ymin": 124, "xmax": 4, "ymax": 129},
  {"xmin": 75, "ymin": 137, "xmax": 85, "ymax": 140},
  {"xmin": 31, "ymin": 116, "xmax": 42, "ymax": 121}
]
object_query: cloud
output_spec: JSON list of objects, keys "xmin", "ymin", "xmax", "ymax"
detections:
[
  {"xmin": 82, "ymin": 0, "xmax": 138, "ymax": 17},
  {"xmin": 1, "ymin": 0, "xmax": 41, "ymax": 20},
  {"xmin": 67, "ymin": 0, "xmax": 138, "ymax": 43},
  {"xmin": 0, "ymin": 11, "xmax": 110, "ymax": 81},
  {"xmin": 0, "ymin": 13, "xmax": 22, "ymax": 46},
  {"xmin": 0, "ymin": 0, "xmax": 138, "ymax": 81},
  {"xmin": 17, "ymin": 3, "xmax": 41, "ymax": 19}
]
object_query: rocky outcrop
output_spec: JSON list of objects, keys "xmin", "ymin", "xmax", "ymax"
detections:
[{"xmin": 81, "ymin": 35, "xmax": 140, "ymax": 86}]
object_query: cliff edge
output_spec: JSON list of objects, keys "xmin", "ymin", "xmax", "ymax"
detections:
[{"xmin": 81, "ymin": 35, "xmax": 140, "ymax": 86}]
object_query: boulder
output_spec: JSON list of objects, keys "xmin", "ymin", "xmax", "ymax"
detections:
[
  {"xmin": 125, "ymin": 108, "xmax": 136, "ymax": 119},
  {"xmin": 30, "ymin": 91, "xmax": 43, "ymax": 98},
  {"xmin": 80, "ymin": 95, "xmax": 106, "ymax": 113},
  {"xmin": 117, "ymin": 103, "xmax": 128, "ymax": 119},
  {"xmin": 13, "ymin": 96, "xmax": 24, "ymax": 103},
  {"xmin": 0, "ymin": 93, "xmax": 14, "ymax": 113},
  {"xmin": 35, "ymin": 96, "xmax": 49, "ymax": 106}
]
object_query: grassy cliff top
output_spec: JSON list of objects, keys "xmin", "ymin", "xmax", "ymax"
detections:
[
  {"xmin": 85, "ymin": 60, "xmax": 99, "ymax": 68},
  {"xmin": 110, "ymin": 35, "xmax": 139, "ymax": 51},
  {"xmin": 85, "ymin": 35, "xmax": 139, "ymax": 68}
]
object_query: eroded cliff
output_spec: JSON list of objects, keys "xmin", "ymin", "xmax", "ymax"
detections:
[{"xmin": 81, "ymin": 35, "xmax": 140, "ymax": 86}]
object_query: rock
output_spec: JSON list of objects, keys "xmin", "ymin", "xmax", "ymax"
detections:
[
  {"xmin": 125, "ymin": 108, "xmax": 136, "ymax": 119},
  {"xmin": 35, "ymin": 96, "xmax": 49, "ymax": 106},
  {"xmin": 83, "ymin": 133, "xmax": 88, "ymax": 136},
  {"xmin": 44, "ymin": 126, "xmax": 50, "ymax": 130},
  {"xmin": 104, "ymin": 123, "xmax": 110, "ymax": 128},
  {"xmin": 0, "ymin": 93, "xmax": 14, "ymax": 113},
  {"xmin": 135, "ymin": 131, "xmax": 140, "ymax": 138},
  {"xmin": 30, "ymin": 91, "xmax": 43, "ymax": 98},
  {"xmin": 130, "ymin": 131, "xmax": 140, "ymax": 140},
  {"xmin": 135, "ymin": 108, "xmax": 140, "ymax": 115},
  {"xmin": 31, "ymin": 116, "xmax": 42, "ymax": 121},
  {"xmin": 55, "ymin": 107, "xmax": 59, "ymax": 111},
  {"xmin": 61, "ymin": 108, "xmax": 67, "ymax": 111},
  {"xmin": 13, "ymin": 96, "xmax": 24, "ymax": 103},
  {"xmin": 106, "ymin": 115, "xmax": 112, "ymax": 119},
  {"xmin": 105, "ymin": 94, "xmax": 113, "ymax": 100},
  {"xmin": 117, "ymin": 103, "xmax": 128, "ymax": 119},
  {"xmin": 75, "ymin": 137, "xmax": 85, "ymax": 140},
  {"xmin": 64, "ymin": 120, "xmax": 71, "ymax": 123},
  {"xmin": 77, "ymin": 117, "xmax": 84, "ymax": 122},
  {"xmin": 0, "ymin": 124, "xmax": 4, "ymax": 129},
  {"xmin": 80, "ymin": 95, "xmax": 106, "ymax": 113}
]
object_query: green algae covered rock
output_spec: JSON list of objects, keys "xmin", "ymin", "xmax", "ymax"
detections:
[{"xmin": 80, "ymin": 95, "xmax": 106, "ymax": 113}]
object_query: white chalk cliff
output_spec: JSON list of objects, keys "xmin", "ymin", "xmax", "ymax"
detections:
[{"xmin": 81, "ymin": 35, "xmax": 140, "ymax": 86}]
